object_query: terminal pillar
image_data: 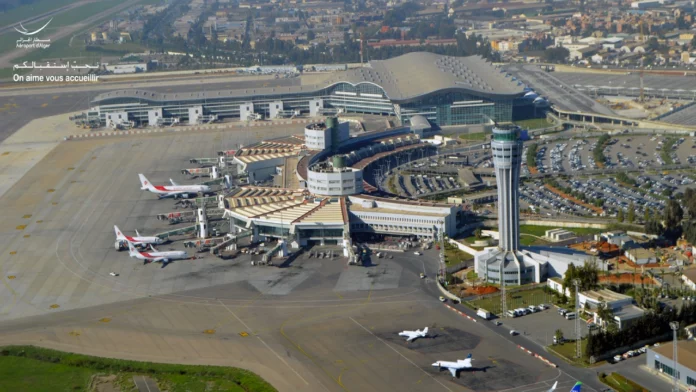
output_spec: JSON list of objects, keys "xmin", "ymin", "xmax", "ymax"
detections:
[
  {"xmin": 240, "ymin": 102, "xmax": 254, "ymax": 121},
  {"xmin": 269, "ymin": 101, "xmax": 283, "ymax": 119},
  {"xmin": 147, "ymin": 108, "xmax": 163, "ymax": 126},
  {"xmin": 309, "ymin": 99, "xmax": 323, "ymax": 117},
  {"xmin": 188, "ymin": 105, "xmax": 203, "ymax": 125},
  {"xmin": 197, "ymin": 207, "xmax": 208, "ymax": 239}
]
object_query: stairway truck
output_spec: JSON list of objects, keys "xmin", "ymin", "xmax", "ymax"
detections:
[{"xmin": 477, "ymin": 309, "xmax": 491, "ymax": 320}]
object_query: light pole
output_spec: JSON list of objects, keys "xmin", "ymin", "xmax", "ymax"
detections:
[
  {"xmin": 574, "ymin": 279, "xmax": 581, "ymax": 359},
  {"xmin": 670, "ymin": 321, "xmax": 680, "ymax": 392}
]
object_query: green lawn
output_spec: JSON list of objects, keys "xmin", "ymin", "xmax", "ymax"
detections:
[
  {"xmin": 548, "ymin": 339, "xmax": 587, "ymax": 365},
  {"xmin": 519, "ymin": 225, "xmax": 603, "ymax": 237},
  {"xmin": 458, "ymin": 132, "xmax": 488, "ymax": 141},
  {"xmin": 519, "ymin": 234, "xmax": 550, "ymax": 247},
  {"xmin": 599, "ymin": 372, "xmax": 649, "ymax": 392},
  {"xmin": 0, "ymin": 355, "xmax": 93, "ymax": 391},
  {"xmin": 0, "ymin": 346, "xmax": 275, "ymax": 392},
  {"xmin": 467, "ymin": 287, "xmax": 550, "ymax": 315},
  {"xmin": 444, "ymin": 242, "xmax": 473, "ymax": 266},
  {"xmin": 514, "ymin": 118, "xmax": 552, "ymax": 130}
]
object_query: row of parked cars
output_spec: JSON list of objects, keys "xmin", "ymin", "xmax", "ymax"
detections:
[
  {"xmin": 613, "ymin": 345, "xmax": 649, "ymax": 363},
  {"xmin": 506, "ymin": 303, "xmax": 549, "ymax": 318}
]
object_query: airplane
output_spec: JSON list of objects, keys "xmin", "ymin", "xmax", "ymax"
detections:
[
  {"xmin": 139, "ymin": 174, "xmax": 212, "ymax": 199},
  {"xmin": 127, "ymin": 241, "xmax": 188, "ymax": 264},
  {"xmin": 432, "ymin": 353, "xmax": 473, "ymax": 378},
  {"xmin": 114, "ymin": 225, "xmax": 164, "ymax": 247},
  {"xmin": 398, "ymin": 327, "xmax": 429, "ymax": 342}
]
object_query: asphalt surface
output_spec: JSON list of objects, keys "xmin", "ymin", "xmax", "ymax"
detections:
[
  {"xmin": 0, "ymin": 125, "xmax": 589, "ymax": 392},
  {"xmin": 0, "ymin": 76, "xmax": 299, "ymax": 143},
  {"xmin": 505, "ymin": 65, "xmax": 616, "ymax": 116}
]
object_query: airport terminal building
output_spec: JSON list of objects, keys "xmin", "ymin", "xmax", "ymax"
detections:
[
  {"xmin": 85, "ymin": 52, "xmax": 533, "ymax": 128},
  {"xmin": 220, "ymin": 118, "xmax": 466, "ymax": 252}
]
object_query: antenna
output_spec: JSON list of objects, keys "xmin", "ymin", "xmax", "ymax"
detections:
[{"xmin": 360, "ymin": 31, "xmax": 364, "ymax": 66}]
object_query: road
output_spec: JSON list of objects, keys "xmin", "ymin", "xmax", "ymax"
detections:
[{"xmin": 505, "ymin": 64, "xmax": 616, "ymax": 116}]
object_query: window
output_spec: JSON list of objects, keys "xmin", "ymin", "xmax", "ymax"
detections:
[
  {"xmin": 655, "ymin": 361, "xmax": 679, "ymax": 378},
  {"xmin": 688, "ymin": 376, "xmax": 696, "ymax": 386}
]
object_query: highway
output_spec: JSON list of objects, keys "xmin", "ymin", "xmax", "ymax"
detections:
[{"xmin": 505, "ymin": 64, "xmax": 616, "ymax": 116}]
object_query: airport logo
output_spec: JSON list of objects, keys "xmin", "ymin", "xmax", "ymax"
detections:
[{"xmin": 15, "ymin": 18, "xmax": 52, "ymax": 49}]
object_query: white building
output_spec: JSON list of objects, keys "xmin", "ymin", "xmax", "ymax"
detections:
[
  {"xmin": 304, "ymin": 119, "xmax": 350, "ymax": 151},
  {"xmin": 106, "ymin": 63, "xmax": 148, "ymax": 74}
]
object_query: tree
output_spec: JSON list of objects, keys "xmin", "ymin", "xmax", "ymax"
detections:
[
  {"xmin": 543, "ymin": 47, "xmax": 570, "ymax": 63},
  {"xmin": 644, "ymin": 207, "xmax": 651, "ymax": 223},
  {"xmin": 474, "ymin": 228, "xmax": 483, "ymax": 240},
  {"xmin": 307, "ymin": 30, "xmax": 316, "ymax": 41},
  {"xmin": 664, "ymin": 199, "xmax": 684, "ymax": 230},
  {"xmin": 617, "ymin": 209, "xmax": 624, "ymax": 223},
  {"xmin": 645, "ymin": 219, "xmax": 664, "ymax": 235},
  {"xmin": 555, "ymin": 328, "xmax": 564, "ymax": 342},
  {"xmin": 627, "ymin": 202, "xmax": 635, "ymax": 224}
]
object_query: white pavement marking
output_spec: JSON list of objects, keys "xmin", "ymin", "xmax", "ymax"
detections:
[
  {"xmin": 349, "ymin": 316, "xmax": 454, "ymax": 392},
  {"xmin": 218, "ymin": 299, "xmax": 310, "ymax": 386}
]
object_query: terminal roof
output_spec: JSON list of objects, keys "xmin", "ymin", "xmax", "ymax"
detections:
[{"xmin": 92, "ymin": 53, "xmax": 524, "ymax": 104}]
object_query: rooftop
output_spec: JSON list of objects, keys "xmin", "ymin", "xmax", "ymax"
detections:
[
  {"xmin": 612, "ymin": 304, "xmax": 645, "ymax": 320},
  {"xmin": 581, "ymin": 289, "xmax": 632, "ymax": 304},
  {"xmin": 92, "ymin": 53, "xmax": 525, "ymax": 105},
  {"xmin": 652, "ymin": 340, "xmax": 696, "ymax": 372}
]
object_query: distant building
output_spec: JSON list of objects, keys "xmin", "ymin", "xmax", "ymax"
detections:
[
  {"xmin": 105, "ymin": 63, "xmax": 148, "ymax": 74},
  {"xmin": 545, "ymin": 228, "xmax": 575, "ymax": 242},
  {"xmin": 682, "ymin": 270, "xmax": 696, "ymax": 290},
  {"xmin": 625, "ymin": 248, "xmax": 657, "ymax": 265}
]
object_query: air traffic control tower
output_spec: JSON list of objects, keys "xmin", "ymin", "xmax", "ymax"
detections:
[{"xmin": 491, "ymin": 126, "xmax": 523, "ymax": 252}]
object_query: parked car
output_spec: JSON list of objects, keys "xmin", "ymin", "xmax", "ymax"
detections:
[
  {"xmin": 439, "ymin": 296, "xmax": 446, "ymax": 302},
  {"xmin": 510, "ymin": 330, "xmax": 519, "ymax": 336},
  {"xmin": 613, "ymin": 355, "xmax": 623, "ymax": 363}
]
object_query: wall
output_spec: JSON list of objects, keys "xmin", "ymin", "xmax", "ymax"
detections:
[{"xmin": 307, "ymin": 168, "xmax": 363, "ymax": 196}]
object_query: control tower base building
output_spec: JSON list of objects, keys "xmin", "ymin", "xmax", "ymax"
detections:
[{"xmin": 474, "ymin": 126, "xmax": 593, "ymax": 285}]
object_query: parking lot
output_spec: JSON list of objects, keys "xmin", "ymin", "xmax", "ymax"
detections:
[
  {"xmin": 503, "ymin": 307, "xmax": 590, "ymax": 348},
  {"xmin": 521, "ymin": 133, "xmax": 696, "ymax": 218}
]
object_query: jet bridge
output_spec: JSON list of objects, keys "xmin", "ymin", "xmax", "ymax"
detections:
[
  {"xmin": 210, "ymin": 230, "xmax": 253, "ymax": 255},
  {"xmin": 154, "ymin": 224, "xmax": 198, "ymax": 240}
]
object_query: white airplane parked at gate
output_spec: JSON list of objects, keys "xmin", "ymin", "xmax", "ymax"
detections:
[
  {"xmin": 398, "ymin": 327, "xmax": 429, "ymax": 342},
  {"xmin": 432, "ymin": 353, "xmax": 473, "ymax": 378},
  {"xmin": 127, "ymin": 241, "xmax": 188, "ymax": 264},
  {"xmin": 139, "ymin": 174, "xmax": 212, "ymax": 198},
  {"xmin": 114, "ymin": 225, "xmax": 164, "ymax": 247}
]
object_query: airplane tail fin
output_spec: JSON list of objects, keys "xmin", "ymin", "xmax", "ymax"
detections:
[
  {"xmin": 170, "ymin": 179, "xmax": 179, "ymax": 186},
  {"xmin": 135, "ymin": 229, "xmax": 141, "ymax": 237},
  {"xmin": 547, "ymin": 381, "xmax": 558, "ymax": 392},
  {"xmin": 466, "ymin": 353, "xmax": 472, "ymax": 359},
  {"xmin": 423, "ymin": 327, "xmax": 428, "ymax": 335},
  {"xmin": 569, "ymin": 382, "xmax": 582, "ymax": 392},
  {"xmin": 139, "ymin": 174, "xmax": 154, "ymax": 191},
  {"xmin": 127, "ymin": 241, "xmax": 138, "ymax": 257},
  {"xmin": 114, "ymin": 225, "xmax": 126, "ymax": 241}
]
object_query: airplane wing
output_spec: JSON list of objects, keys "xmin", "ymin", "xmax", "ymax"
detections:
[
  {"xmin": 407, "ymin": 335, "xmax": 417, "ymax": 342},
  {"xmin": 170, "ymin": 179, "xmax": 179, "ymax": 186},
  {"xmin": 448, "ymin": 367, "xmax": 457, "ymax": 378},
  {"xmin": 149, "ymin": 244, "xmax": 158, "ymax": 252}
]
